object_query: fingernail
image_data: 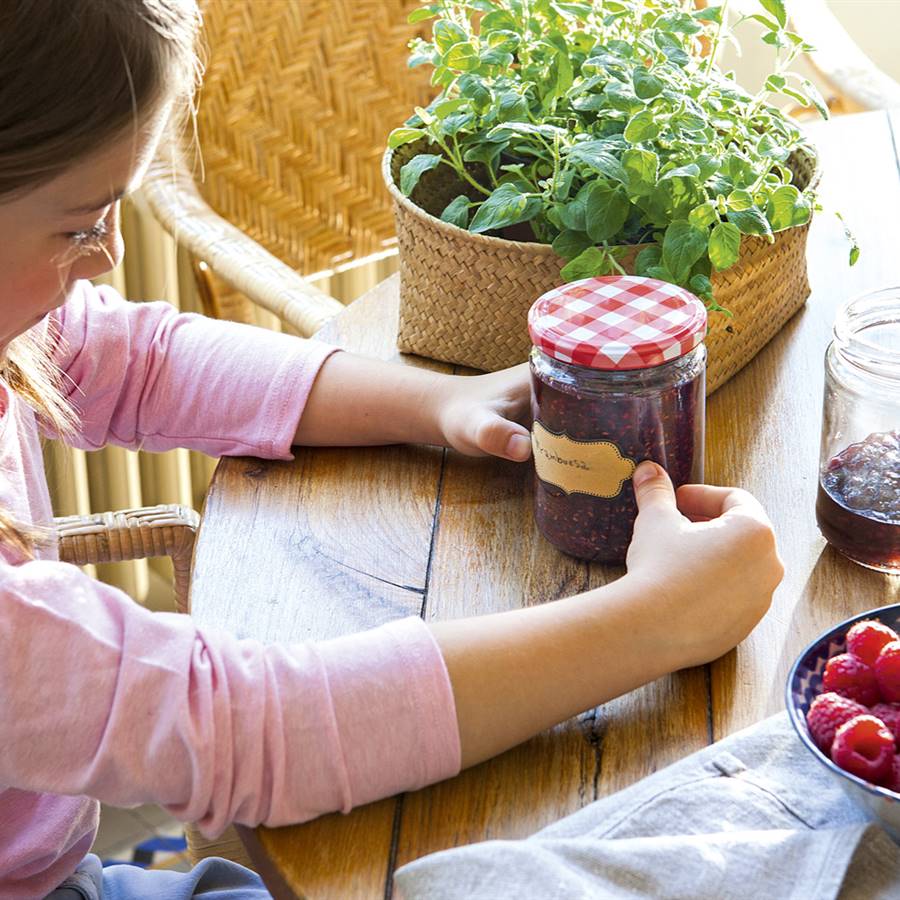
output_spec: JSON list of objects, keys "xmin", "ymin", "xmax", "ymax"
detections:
[
  {"xmin": 506, "ymin": 433, "xmax": 532, "ymax": 460},
  {"xmin": 632, "ymin": 461, "xmax": 661, "ymax": 488}
]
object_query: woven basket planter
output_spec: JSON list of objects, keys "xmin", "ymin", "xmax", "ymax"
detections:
[{"xmin": 384, "ymin": 142, "xmax": 819, "ymax": 395}]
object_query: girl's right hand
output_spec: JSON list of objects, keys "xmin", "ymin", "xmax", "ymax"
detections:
[{"xmin": 624, "ymin": 461, "xmax": 784, "ymax": 671}]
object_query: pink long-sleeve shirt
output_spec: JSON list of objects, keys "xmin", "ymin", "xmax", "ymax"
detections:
[{"xmin": 0, "ymin": 282, "xmax": 460, "ymax": 898}]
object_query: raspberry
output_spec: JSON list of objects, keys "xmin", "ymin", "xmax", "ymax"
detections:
[
  {"xmin": 831, "ymin": 715, "xmax": 894, "ymax": 783},
  {"xmin": 823, "ymin": 653, "xmax": 880, "ymax": 706},
  {"xmin": 883, "ymin": 755, "xmax": 900, "ymax": 794},
  {"xmin": 806, "ymin": 692, "xmax": 869, "ymax": 753},
  {"xmin": 871, "ymin": 703, "xmax": 900, "ymax": 748},
  {"xmin": 875, "ymin": 642, "xmax": 900, "ymax": 703},
  {"xmin": 847, "ymin": 619, "xmax": 899, "ymax": 667}
]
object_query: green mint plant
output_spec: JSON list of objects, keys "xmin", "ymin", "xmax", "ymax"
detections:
[{"xmin": 389, "ymin": 0, "xmax": 840, "ymax": 310}]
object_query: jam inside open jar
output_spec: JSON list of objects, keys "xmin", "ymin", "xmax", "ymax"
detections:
[
  {"xmin": 817, "ymin": 288, "xmax": 900, "ymax": 573},
  {"xmin": 528, "ymin": 276, "xmax": 707, "ymax": 563}
]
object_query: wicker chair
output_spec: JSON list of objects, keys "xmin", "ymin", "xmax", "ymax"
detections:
[
  {"xmin": 142, "ymin": 0, "xmax": 435, "ymax": 332},
  {"xmin": 54, "ymin": 504, "xmax": 199, "ymax": 614},
  {"xmin": 786, "ymin": 0, "xmax": 900, "ymax": 114}
]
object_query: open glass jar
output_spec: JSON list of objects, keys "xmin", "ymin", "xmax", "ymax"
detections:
[
  {"xmin": 528, "ymin": 276, "xmax": 707, "ymax": 563},
  {"xmin": 816, "ymin": 287, "xmax": 900, "ymax": 573}
]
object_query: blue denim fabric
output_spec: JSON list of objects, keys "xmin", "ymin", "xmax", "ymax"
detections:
[{"xmin": 45, "ymin": 854, "xmax": 270, "ymax": 900}]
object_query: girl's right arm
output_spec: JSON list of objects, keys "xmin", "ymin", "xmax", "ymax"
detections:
[
  {"xmin": 436, "ymin": 461, "xmax": 783, "ymax": 768},
  {"xmin": 0, "ymin": 464, "xmax": 781, "ymax": 829}
]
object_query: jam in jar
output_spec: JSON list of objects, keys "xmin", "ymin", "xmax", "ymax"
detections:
[
  {"xmin": 817, "ymin": 288, "xmax": 900, "ymax": 573},
  {"xmin": 528, "ymin": 276, "xmax": 707, "ymax": 563}
]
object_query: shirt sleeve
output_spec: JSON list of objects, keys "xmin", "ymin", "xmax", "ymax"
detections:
[
  {"xmin": 48, "ymin": 281, "xmax": 338, "ymax": 458},
  {"xmin": 0, "ymin": 557, "xmax": 461, "ymax": 836}
]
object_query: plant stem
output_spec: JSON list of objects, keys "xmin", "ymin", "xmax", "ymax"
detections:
[{"xmin": 703, "ymin": 0, "xmax": 730, "ymax": 77}]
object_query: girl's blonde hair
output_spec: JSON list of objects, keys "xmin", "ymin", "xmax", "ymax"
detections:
[{"xmin": 0, "ymin": 0, "xmax": 202, "ymax": 555}]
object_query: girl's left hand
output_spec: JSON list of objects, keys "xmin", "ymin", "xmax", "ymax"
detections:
[{"xmin": 437, "ymin": 363, "xmax": 533, "ymax": 462}]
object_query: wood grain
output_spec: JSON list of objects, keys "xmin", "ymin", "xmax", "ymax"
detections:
[{"xmin": 188, "ymin": 113, "xmax": 900, "ymax": 899}]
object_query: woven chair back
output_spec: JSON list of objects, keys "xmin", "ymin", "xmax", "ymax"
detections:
[{"xmin": 194, "ymin": 0, "xmax": 434, "ymax": 276}]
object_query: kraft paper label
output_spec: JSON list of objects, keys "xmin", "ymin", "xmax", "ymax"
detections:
[{"xmin": 532, "ymin": 421, "xmax": 636, "ymax": 498}]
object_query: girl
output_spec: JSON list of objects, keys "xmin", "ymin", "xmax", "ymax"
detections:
[{"xmin": 0, "ymin": 2, "xmax": 784, "ymax": 898}]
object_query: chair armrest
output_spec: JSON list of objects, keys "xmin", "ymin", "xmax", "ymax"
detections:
[
  {"xmin": 54, "ymin": 504, "xmax": 200, "ymax": 614},
  {"xmin": 788, "ymin": 0, "xmax": 900, "ymax": 112},
  {"xmin": 139, "ymin": 156, "xmax": 344, "ymax": 336}
]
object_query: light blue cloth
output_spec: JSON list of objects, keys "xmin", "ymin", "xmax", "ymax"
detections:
[
  {"xmin": 45, "ymin": 854, "xmax": 270, "ymax": 899},
  {"xmin": 395, "ymin": 713, "xmax": 900, "ymax": 900}
]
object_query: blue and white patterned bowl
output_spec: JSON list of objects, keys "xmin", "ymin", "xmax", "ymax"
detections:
[{"xmin": 786, "ymin": 603, "xmax": 900, "ymax": 841}]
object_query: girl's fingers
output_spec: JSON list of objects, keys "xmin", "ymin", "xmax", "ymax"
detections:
[
  {"xmin": 676, "ymin": 483, "xmax": 772, "ymax": 525},
  {"xmin": 632, "ymin": 461, "xmax": 679, "ymax": 517},
  {"xmin": 471, "ymin": 411, "xmax": 532, "ymax": 461}
]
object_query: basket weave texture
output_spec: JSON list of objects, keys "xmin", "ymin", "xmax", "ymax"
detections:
[
  {"xmin": 385, "ymin": 143, "xmax": 818, "ymax": 394},
  {"xmin": 194, "ymin": 0, "xmax": 433, "ymax": 276}
]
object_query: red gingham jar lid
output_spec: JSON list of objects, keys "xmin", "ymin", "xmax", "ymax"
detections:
[{"xmin": 528, "ymin": 275, "xmax": 708, "ymax": 370}]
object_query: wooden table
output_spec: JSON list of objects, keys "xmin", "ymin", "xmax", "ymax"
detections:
[{"xmin": 189, "ymin": 110, "xmax": 900, "ymax": 899}]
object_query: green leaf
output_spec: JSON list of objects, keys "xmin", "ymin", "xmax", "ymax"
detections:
[
  {"xmin": 658, "ymin": 11, "xmax": 703, "ymax": 35},
  {"xmin": 662, "ymin": 220, "xmax": 708, "ymax": 283},
  {"xmin": 463, "ymin": 140, "xmax": 504, "ymax": 168},
  {"xmin": 727, "ymin": 189, "xmax": 754, "ymax": 211},
  {"xmin": 560, "ymin": 246, "xmax": 613, "ymax": 282},
  {"xmin": 481, "ymin": 9, "xmax": 518, "ymax": 32},
  {"xmin": 758, "ymin": 133, "xmax": 791, "ymax": 161},
  {"xmin": 433, "ymin": 98, "xmax": 467, "ymax": 117},
  {"xmin": 624, "ymin": 109, "xmax": 661, "ymax": 143},
  {"xmin": 434, "ymin": 20, "xmax": 468, "ymax": 53},
  {"xmin": 689, "ymin": 273, "xmax": 713, "ymax": 297},
  {"xmin": 633, "ymin": 67, "xmax": 663, "ymax": 100},
  {"xmin": 646, "ymin": 264, "xmax": 677, "ymax": 283},
  {"xmin": 558, "ymin": 195, "xmax": 587, "ymax": 231},
  {"xmin": 567, "ymin": 143, "xmax": 627, "ymax": 184},
  {"xmin": 728, "ymin": 206, "xmax": 773, "ymax": 239},
  {"xmin": 399, "ymin": 153, "xmax": 442, "ymax": 196},
  {"xmin": 461, "ymin": 83, "xmax": 491, "ymax": 117},
  {"xmin": 708, "ymin": 222, "xmax": 742, "ymax": 270},
  {"xmin": 801, "ymin": 78, "xmax": 830, "ymax": 120},
  {"xmin": 759, "ymin": 0, "xmax": 787, "ymax": 28},
  {"xmin": 414, "ymin": 105, "xmax": 436, "ymax": 126},
  {"xmin": 688, "ymin": 202, "xmax": 718, "ymax": 228},
  {"xmin": 765, "ymin": 74, "xmax": 786, "ymax": 92},
  {"xmin": 442, "ymin": 111, "xmax": 475, "ymax": 136},
  {"xmin": 487, "ymin": 29, "xmax": 520, "ymax": 52},
  {"xmin": 469, "ymin": 183, "xmax": 541, "ymax": 234},
  {"xmin": 654, "ymin": 31, "xmax": 690, "ymax": 67},
  {"xmin": 661, "ymin": 163, "xmax": 701, "ymax": 181},
  {"xmin": 440, "ymin": 195, "xmax": 471, "ymax": 228},
  {"xmin": 622, "ymin": 148, "xmax": 659, "ymax": 193},
  {"xmin": 634, "ymin": 244, "xmax": 662, "ymax": 276},
  {"xmin": 584, "ymin": 184, "xmax": 630, "ymax": 242},
  {"xmin": 445, "ymin": 41, "xmax": 480, "ymax": 71},
  {"xmin": 388, "ymin": 127, "xmax": 426, "ymax": 149},
  {"xmin": 407, "ymin": 6, "xmax": 437, "ymax": 24},
  {"xmin": 692, "ymin": 5, "xmax": 723, "ymax": 23},
  {"xmin": 551, "ymin": 229, "xmax": 594, "ymax": 260},
  {"xmin": 766, "ymin": 185, "xmax": 811, "ymax": 231}
]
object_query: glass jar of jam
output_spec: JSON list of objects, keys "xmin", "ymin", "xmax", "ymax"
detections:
[
  {"xmin": 528, "ymin": 276, "xmax": 707, "ymax": 563},
  {"xmin": 816, "ymin": 287, "xmax": 900, "ymax": 573}
]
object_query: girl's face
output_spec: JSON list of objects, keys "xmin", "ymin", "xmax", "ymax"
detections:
[{"xmin": 0, "ymin": 106, "xmax": 170, "ymax": 350}]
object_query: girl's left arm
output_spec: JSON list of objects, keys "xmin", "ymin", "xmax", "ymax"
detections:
[
  {"xmin": 49, "ymin": 281, "xmax": 532, "ymax": 462},
  {"xmin": 291, "ymin": 351, "xmax": 533, "ymax": 462}
]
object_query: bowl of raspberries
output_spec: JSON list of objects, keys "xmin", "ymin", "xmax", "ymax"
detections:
[{"xmin": 787, "ymin": 604, "xmax": 900, "ymax": 840}]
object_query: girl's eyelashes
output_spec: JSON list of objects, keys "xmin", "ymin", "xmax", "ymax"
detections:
[{"xmin": 66, "ymin": 220, "xmax": 109, "ymax": 247}]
